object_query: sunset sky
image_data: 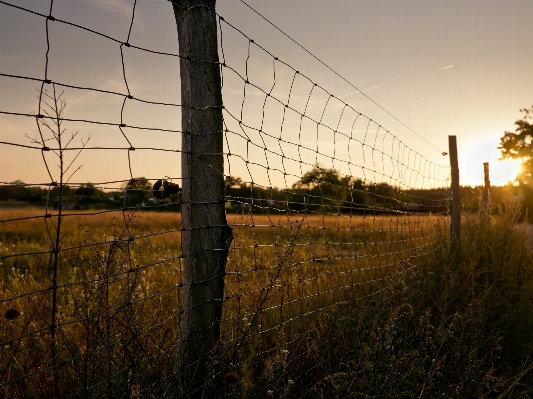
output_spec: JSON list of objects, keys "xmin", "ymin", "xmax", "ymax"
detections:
[{"xmin": 1, "ymin": 0, "xmax": 532, "ymax": 190}]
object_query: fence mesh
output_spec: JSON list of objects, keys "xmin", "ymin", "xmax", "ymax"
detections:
[{"xmin": 0, "ymin": 1, "xmax": 450, "ymax": 397}]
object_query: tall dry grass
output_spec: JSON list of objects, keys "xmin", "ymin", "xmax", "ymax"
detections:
[
  {"xmin": 1, "ymin": 207, "xmax": 183, "ymax": 398},
  {"xmin": 215, "ymin": 199, "xmax": 533, "ymax": 398},
  {"xmin": 1, "ymin": 202, "xmax": 532, "ymax": 398}
]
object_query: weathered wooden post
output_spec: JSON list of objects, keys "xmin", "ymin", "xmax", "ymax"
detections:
[
  {"xmin": 449, "ymin": 136, "xmax": 460, "ymax": 242},
  {"xmin": 482, "ymin": 162, "xmax": 491, "ymax": 211},
  {"xmin": 171, "ymin": 1, "xmax": 230, "ymax": 397}
]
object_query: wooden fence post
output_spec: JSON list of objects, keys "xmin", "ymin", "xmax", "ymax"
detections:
[
  {"xmin": 449, "ymin": 136, "xmax": 461, "ymax": 242},
  {"xmin": 483, "ymin": 162, "xmax": 491, "ymax": 211},
  {"xmin": 171, "ymin": 1, "xmax": 230, "ymax": 397}
]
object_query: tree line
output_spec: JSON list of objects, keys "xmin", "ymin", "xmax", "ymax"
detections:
[
  {"xmin": 0, "ymin": 179, "xmax": 167, "ymax": 210},
  {"xmin": 225, "ymin": 165, "xmax": 447, "ymax": 214},
  {"xmin": 1, "ymin": 167, "xmax": 447, "ymax": 214},
  {"xmin": 0, "ymin": 167, "xmax": 523, "ymax": 216},
  {"xmin": 2, "ymin": 104, "xmax": 531, "ymax": 215}
]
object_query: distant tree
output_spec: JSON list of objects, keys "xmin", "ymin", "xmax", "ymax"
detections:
[
  {"xmin": 225, "ymin": 176, "xmax": 244, "ymax": 189},
  {"xmin": 290, "ymin": 164, "xmax": 350, "ymax": 213},
  {"xmin": 499, "ymin": 106, "xmax": 533, "ymax": 186},
  {"xmin": 0, "ymin": 181, "xmax": 46, "ymax": 204},
  {"xmin": 50, "ymin": 185, "xmax": 73, "ymax": 209},
  {"xmin": 123, "ymin": 177, "xmax": 152, "ymax": 207},
  {"xmin": 224, "ymin": 175, "xmax": 248, "ymax": 206},
  {"xmin": 0, "ymin": 181, "xmax": 29, "ymax": 201},
  {"xmin": 75, "ymin": 183, "xmax": 107, "ymax": 207},
  {"xmin": 75, "ymin": 183, "xmax": 97, "ymax": 197},
  {"xmin": 499, "ymin": 106, "xmax": 533, "ymax": 218},
  {"xmin": 344, "ymin": 178, "xmax": 366, "ymax": 208},
  {"xmin": 224, "ymin": 175, "xmax": 287, "ymax": 213}
]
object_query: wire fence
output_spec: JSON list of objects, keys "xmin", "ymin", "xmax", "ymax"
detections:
[{"xmin": 0, "ymin": 1, "xmax": 450, "ymax": 397}]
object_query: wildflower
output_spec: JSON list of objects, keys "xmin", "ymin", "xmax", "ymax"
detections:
[
  {"xmin": 385, "ymin": 345, "xmax": 395, "ymax": 352},
  {"xmin": 267, "ymin": 390, "xmax": 273, "ymax": 395},
  {"xmin": 281, "ymin": 349, "xmax": 289, "ymax": 356},
  {"xmin": 288, "ymin": 379, "xmax": 294, "ymax": 385}
]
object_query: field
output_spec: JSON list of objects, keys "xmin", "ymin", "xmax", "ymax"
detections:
[{"xmin": 1, "ymin": 204, "xmax": 533, "ymax": 398}]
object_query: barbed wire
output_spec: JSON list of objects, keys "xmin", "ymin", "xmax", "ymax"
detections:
[{"xmin": 0, "ymin": 0, "xmax": 450, "ymax": 397}]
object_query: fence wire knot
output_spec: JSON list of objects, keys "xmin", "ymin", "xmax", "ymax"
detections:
[{"xmin": 152, "ymin": 179, "xmax": 181, "ymax": 199}]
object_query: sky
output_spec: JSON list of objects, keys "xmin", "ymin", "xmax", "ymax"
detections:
[{"xmin": 0, "ymin": 0, "xmax": 532, "ymax": 191}]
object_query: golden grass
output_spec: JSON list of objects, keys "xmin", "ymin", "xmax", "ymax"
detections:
[
  {"xmin": 0, "ymin": 207, "xmax": 448, "ymax": 397},
  {"xmin": 222, "ymin": 211, "xmax": 447, "ymax": 367}
]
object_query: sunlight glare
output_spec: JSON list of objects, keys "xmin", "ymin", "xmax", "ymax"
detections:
[
  {"xmin": 492, "ymin": 158, "xmax": 521, "ymax": 185},
  {"xmin": 460, "ymin": 133, "xmax": 521, "ymax": 187}
]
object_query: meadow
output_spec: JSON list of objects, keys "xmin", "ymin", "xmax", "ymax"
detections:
[{"xmin": 1, "ymin": 203, "xmax": 533, "ymax": 398}]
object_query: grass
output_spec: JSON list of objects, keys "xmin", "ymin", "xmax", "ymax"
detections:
[{"xmin": 1, "ymin": 202, "xmax": 532, "ymax": 398}]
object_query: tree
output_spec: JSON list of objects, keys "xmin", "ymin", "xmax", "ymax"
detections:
[
  {"xmin": 499, "ymin": 106, "xmax": 533, "ymax": 186},
  {"xmin": 499, "ymin": 106, "xmax": 533, "ymax": 219},
  {"xmin": 225, "ymin": 175, "xmax": 243, "ymax": 189},
  {"xmin": 123, "ymin": 177, "xmax": 152, "ymax": 207},
  {"xmin": 290, "ymin": 164, "xmax": 350, "ymax": 213},
  {"xmin": 75, "ymin": 183, "xmax": 107, "ymax": 207}
]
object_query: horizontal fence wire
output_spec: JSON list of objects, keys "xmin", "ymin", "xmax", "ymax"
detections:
[{"xmin": 0, "ymin": 0, "xmax": 450, "ymax": 397}]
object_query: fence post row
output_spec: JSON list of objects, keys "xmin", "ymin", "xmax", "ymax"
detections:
[
  {"xmin": 172, "ymin": 0, "xmax": 230, "ymax": 397},
  {"xmin": 448, "ymin": 135, "xmax": 461, "ymax": 241}
]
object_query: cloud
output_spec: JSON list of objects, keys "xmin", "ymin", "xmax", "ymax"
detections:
[
  {"xmin": 98, "ymin": 76, "xmax": 128, "ymax": 93},
  {"xmin": 437, "ymin": 65, "xmax": 454, "ymax": 71},
  {"xmin": 338, "ymin": 90, "xmax": 361, "ymax": 98},
  {"xmin": 365, "ymin": 86, "xmax": 379, "ymax": 91},
  {"xmin": 82, "ymin": 0, "xmax": 136, "ymax": 21}
]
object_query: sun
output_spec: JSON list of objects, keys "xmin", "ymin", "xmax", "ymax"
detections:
[
  {"xmin": 491, "ymin": 158, "xmax": 521, "ymax": 186},
  {"xmin": 460, "ymin": 134, "xmax": 521, "ymax": 187}
]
